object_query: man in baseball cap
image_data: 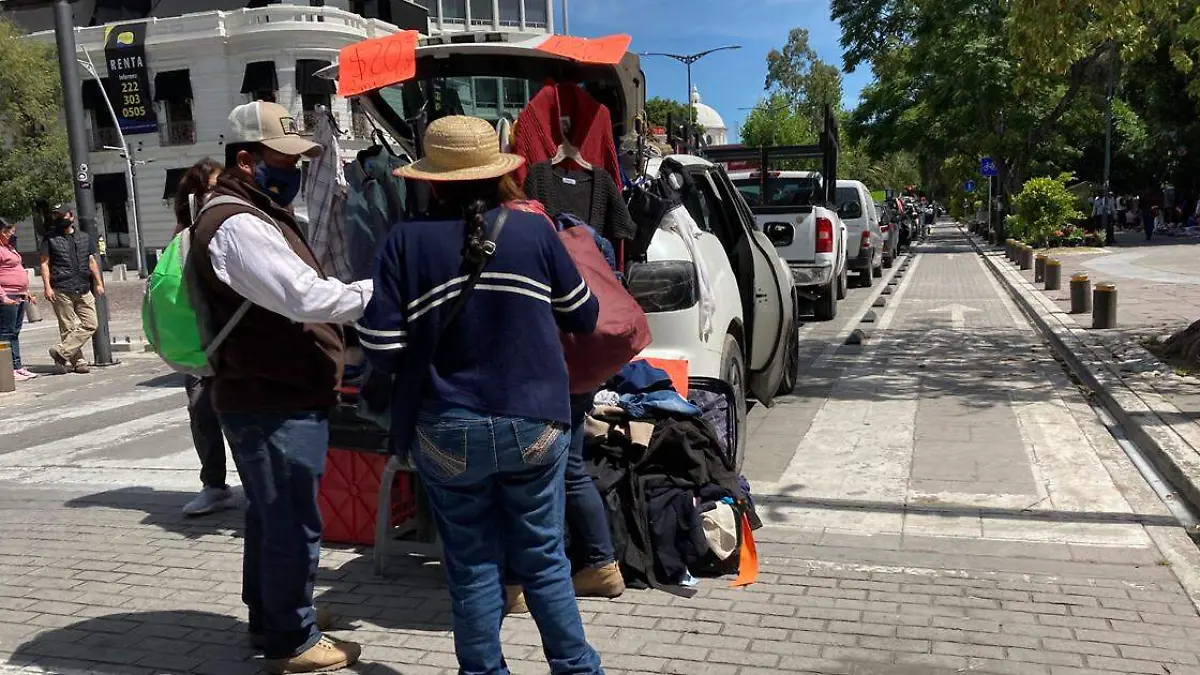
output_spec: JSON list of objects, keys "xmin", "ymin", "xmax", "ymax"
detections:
[{"xmin": 189, "ymin": 101, "xmax": 372, "ymax": 673}]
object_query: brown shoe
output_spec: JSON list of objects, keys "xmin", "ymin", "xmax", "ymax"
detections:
[
  {"xmin": 48, "ymin": 348, "xmax": 68, "ymax": 374},
  {"xmin": 265, "ymin": 635, "xmax": 360, "ymax": 674},
  {"xmin": 250, "ymin": 606, "xmax": 335, "ymax": 650},
  {"xmin": 73, "ymin": 361, "xmax": 90, "ymax": 374},
  {"xmin": 573, "ymin": 562, "xmax": 626, "ymax": 598},
  {"xmin": 505, "ymin": 585, "xmax": 529, "ymax": 615}
]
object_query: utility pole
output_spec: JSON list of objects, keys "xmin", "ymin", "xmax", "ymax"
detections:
[
  {"xmin": 560, "ymin": 0, "xmax": 568, "ymax": 35},
  {"xmin": 53, "ymin": 0, "xmax": 115, "ymax": 365},
  {"xmin": 1102, "ymin": 41, "xmax": 1118, "ymax": 246}
]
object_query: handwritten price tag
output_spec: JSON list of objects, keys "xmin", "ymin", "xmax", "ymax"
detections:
[
  {"xmin": 338, "ymin": 30, "xmax": 420, "ymax": 98},
  {"xmin": 536, "ymin": 34, "xmax": 631, "ymax": 65}
]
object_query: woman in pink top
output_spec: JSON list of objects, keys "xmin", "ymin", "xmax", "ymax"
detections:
[{"xmin": 0, "ymin": 219, "xmax": 37, "ymax": 381}]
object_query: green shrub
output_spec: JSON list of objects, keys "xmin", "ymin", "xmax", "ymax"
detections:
[{"xmin": 1010, "ymin": 174, "xmax": 1082, "ymax": 247}]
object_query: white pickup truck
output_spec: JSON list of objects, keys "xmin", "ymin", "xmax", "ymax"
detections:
[{"xmin": 708, "ymin": 124, "xmax": 848, "ymax": 320}]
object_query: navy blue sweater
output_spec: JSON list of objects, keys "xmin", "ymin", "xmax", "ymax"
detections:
[{"xmin": 359, "ymin": 207, "xmax": 598, "ymax": 447}]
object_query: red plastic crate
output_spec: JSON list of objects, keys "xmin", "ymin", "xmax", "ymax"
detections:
[{"xmin": 318, "ymin": 448, "xmax": 416, "ymax": 546}]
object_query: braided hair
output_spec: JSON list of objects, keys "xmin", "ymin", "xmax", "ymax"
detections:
[{"xmin": 431, "ymin": 176, "xmax": 526, "ymax": 262}]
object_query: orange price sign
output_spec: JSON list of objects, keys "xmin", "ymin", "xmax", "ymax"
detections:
[
  {"xmin": 338, "ymin": 30, "xmax": 420, "ymax": 98},
  {"xmin": 536, "ymin": 34, "xmax": 632, "ymax": 65}
]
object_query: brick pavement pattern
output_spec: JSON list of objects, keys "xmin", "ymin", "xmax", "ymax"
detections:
[{"xmin": 4, "ymin": 226, "xmax": 1200, "ymax": 674}]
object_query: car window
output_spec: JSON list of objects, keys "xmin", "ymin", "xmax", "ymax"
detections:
[
  {"xmin": 836, "ymin": 186, "xmax": 861, "ymax": 215},
  {"xmin": 733, "ymin": 175, "xmax": 820, "ymax": 207}
]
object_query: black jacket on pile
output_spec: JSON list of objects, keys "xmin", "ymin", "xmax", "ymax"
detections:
[{"xmin": 587, "ymin": 414, "xmax": 759, "ymax": 590}]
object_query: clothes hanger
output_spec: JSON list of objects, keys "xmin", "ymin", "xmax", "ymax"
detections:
[{"xmin": 552, "ymin": 141, "xmax": 593, "ymax": 171}]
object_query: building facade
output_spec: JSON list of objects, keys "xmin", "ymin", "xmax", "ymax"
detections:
[{"xmin": 7, "ymin": 0, "xmax": 554, "ymax": 268}]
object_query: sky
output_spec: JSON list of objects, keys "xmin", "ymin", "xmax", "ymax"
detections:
[{"xmin": 568, "ymin": 0, "xmax": 873, "ymax": 143}]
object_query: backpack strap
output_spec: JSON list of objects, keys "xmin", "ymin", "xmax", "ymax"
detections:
[{"xmin": 193, "ymin": 195, "xmax": 275, "ymax": 357}]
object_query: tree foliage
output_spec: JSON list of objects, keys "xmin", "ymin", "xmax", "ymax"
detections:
[
  {"xmin": 0, "ymin": 18, "xmax": 71, "ymax": 221},
  {"xmin": 1008, "ymin": 174, "xmax": 1082, "ymax": 246},
  {"xmin": 765, "ymin": 28, "xmax": 844, "ymax": 129},
  {"xmin": 645, "ymin": 97, "xmax": 702, "ymax": 132},
  {"xmin": 739, "ymin": 94, "xmax": 814, "ymax": 148}
]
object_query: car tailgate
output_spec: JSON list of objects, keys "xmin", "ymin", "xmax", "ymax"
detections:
[{"xmin": 753, "ymin": 207, "xmax": 816, "ymax": 264}]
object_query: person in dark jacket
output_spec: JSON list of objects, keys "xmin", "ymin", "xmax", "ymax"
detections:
[
  {"xmin": 172, "ymin": 158, "xmax": 239, "ymax": 517},
  {"xmin": 359, "ymin": 115, "xmax": 603, "ymax": 675},
  {"xmin": 39, "ymin": 204, "xmax": 104, "ymax": 374}
]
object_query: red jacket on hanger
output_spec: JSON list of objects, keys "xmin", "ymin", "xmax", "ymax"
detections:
[{"xmin": 513, "ymin": 82, "xmax": 622, "ymax": 188}]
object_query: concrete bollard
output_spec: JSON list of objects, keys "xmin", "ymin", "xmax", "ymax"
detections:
[
  {"xmin": 1034, "ymin": 254, "xmax": 1047, "ymax": 283},
  {"xmin": 1045, "ymin": 259, "xmax": 1062, "ymax": 291},
  {"xmin": 1093, "ymin": 283, "xmax": 1117, "ymax": 329},
  {"xmin": 24, "ymin": 300, "xmax": 42, "ymax": 323},
  {"xmin": 0, "ymin": 342, "xmax": 14, "ymax": 393},
  {"xmin": 1070, "ymin": 274, "xmax": 1091, "ymax": 314},
  {"xmin": 1019, "ymin": 246, "xmax": 1034, "ymax": 270},
  {"xmin": 1005, "ymin": 239, "xmax": 1016, "ymax": 261}
]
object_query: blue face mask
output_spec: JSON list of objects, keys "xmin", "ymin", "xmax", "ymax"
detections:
[{"xmin": 254, "ymin": 161, "xmax": 302, "ymax": 207}]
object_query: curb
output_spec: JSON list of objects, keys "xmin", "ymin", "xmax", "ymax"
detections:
[{"xmin": 961, "ymin": 227, "xmax": 1200, "ymax": 519}]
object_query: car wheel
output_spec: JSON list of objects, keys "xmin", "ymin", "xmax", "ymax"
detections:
[
  {"xmin": 775, "ymin": 320, "xmax": 800, "ymax": 397},
  {"xmin": 873, "ymin": 261, "xmax": 884, "ymax": 278},
  {"xmin": 814, "ymin": 277, "xmax": 838, "ymax": 321},
  {"xmin": 720, "ymin": 334, "xmax": 748, "ymax": 476},
  {"xmin": 883, "ymin": 253, "xmax": 893, "ymax": 269},
  {"xmin": 859, "ymin": 267, "xmax": 874, "ymax": 288},
  {"xmin": 836, "ymin": 268, "xmax": 848, "ymax": 300}
]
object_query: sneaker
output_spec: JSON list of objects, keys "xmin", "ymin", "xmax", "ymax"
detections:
[
  {"xmin": 505, "ymin": 585, "xmax": 529, "ymax": 615},
  {"xmin": 48, "ymin": 348, "xmax": 68, "ymax": 374},
  {"xmin": 15, "ymin": 368, "xmax": 37, "ymax": 380},
  {"xmin": 264, "ymin": 635, "xmax": 360, "ymax": 674},
  {"xmin": 181, "ymin": 486, "xmax": 236, "ymax": 516},
  {"xmin": 13, "ymin": 369, "xmax": 33, "ymax": 382},
  {"xmin": 73, "ymin": 361, "xmax": 90, "ymax": 374},
  {"xmin": 251, "ymin": 606, "xmax": 335, "ymax": 650},
  {"xmin": 573, "ymin": 562, "xmax": 626, "ymax": 599}
]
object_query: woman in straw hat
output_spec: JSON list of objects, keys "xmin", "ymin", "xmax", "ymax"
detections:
[{"xmin": 358, "ymin": 116, "xmax": 604, "ymax": 674}]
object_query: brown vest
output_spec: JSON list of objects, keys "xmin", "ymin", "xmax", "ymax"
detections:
[{"xmin": 192, "ymin": 175, "xmax": 345, "ymax": 413}]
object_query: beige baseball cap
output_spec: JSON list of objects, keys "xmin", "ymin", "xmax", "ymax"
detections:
[{"xmin": 228, "ymin": 101, "xmax": 323, "ymax": 158}]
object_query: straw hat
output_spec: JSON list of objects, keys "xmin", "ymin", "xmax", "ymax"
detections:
[{"xmin": 395, "ymin": 116, "xmax": 525, "ymax": 182}]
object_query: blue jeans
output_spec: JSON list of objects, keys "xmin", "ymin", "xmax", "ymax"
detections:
[
  {"xmin": 413, "ymin": 404, "xmax": 603, "ymax": 675},
  {"xmin": 0, "ymin": 301, "xmax": 25, "ymax": 369},
  {"xmin": 220, "ymin": 412, "xmax": 327, "ymax": 660},
  {"xmin": 565, "ymin": 394, "xmax": 615, "ymax": 569}
]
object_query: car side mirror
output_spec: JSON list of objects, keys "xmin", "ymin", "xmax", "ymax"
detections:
[
  {"xmin": 764, "ymin": 222, "xmax": 795, "ymax": 247},
  {"xmin": 839, "ymin": 202, "xmax": 863, "ymax": 220}
]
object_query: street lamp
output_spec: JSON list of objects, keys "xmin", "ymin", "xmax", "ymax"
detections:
[
  {"xmin": 642, "ymin": 46, "xmax": 742, "ymax": 123},
  {"xmin": 78, "ymin": 47, "xmax": 148, "ymax": 279}
]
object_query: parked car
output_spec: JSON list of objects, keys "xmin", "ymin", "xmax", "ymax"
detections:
[
  {"xmin": 838, "ymin": 180, "xmax": 884, "ymax": 287},
  {"xmin": 336, "ymin": 32, "xmax": 799, "ymax": 472},
  {"xmin": 875, "ymin": 200, "xmax": 901, "ymax": 268},
  {"xmin": 713, "ymin": 119, "xmax": 848, "ymax": 323}
]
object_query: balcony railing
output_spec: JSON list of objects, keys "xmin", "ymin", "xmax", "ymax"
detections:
[
  {"xmin": 89, "ymin": 127, "xmax": 121, "ymax": 152},
  {"xmin": 159, "ymin": 120, "xmax": 197, "ymax": 147}
]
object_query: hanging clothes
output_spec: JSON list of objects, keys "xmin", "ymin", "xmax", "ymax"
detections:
[
  {"xmin": 513, "ymin": 82, "xmax": 622, "ymax": 188},
  {"xmin": 660, "ymin": 205, "xmax": 716, "ymax": 341},
  {"xmin": 343, "ymin": 146, "xmax": 408, "ymax": 281},
  {"xmin": 305, "ymin": 108, "xmax": 354, "ymax": 282},
  {"xmin": 525, "ymin": 161, "xmax": 635, "ymax": 242}
]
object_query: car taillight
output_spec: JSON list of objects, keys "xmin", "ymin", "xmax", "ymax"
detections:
[
  {"xmin": 881, "ymin": 223, "xmax": 890, "ymax": 233},
  {"xmin": 816, "ymin": 217, "xmax": 833, "ymax": 254},
  {"xmin": 861, "ymin": 230, "xmax": 871, "ymax": 252},
  {"xmin": 626, "ymin": 261, "xmax": 699, "ymax": 313}
]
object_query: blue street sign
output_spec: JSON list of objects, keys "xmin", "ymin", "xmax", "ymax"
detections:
[
  {"xmin": 980, "ymin": 157, "xmax": 998, "ymax": 177},
  {"xmin": 964, "ymin": 180, "xmax": 976, "ymax": 193}
]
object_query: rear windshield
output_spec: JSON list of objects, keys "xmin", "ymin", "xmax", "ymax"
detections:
[
  {"xmin": 379, "ymin": 76, "xmax": 541, "ymax": 127},
  {"xmin": 837, "ymin": 186, "xmax": 861, "ymax": 209},
  {"xmin": 733, "ymin": 176, "xmax": 820, "ymax": 208}
]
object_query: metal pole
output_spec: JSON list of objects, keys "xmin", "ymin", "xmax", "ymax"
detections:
[
  {"xmin": 1102, "ymin": 41, "xmax": 1117, "ymax": 246},
  {"xmin": 54, "ymin": 0, "xmax": 115, "ymax": 366},
  {"xmin": 988, "ymin": 175, "xmax": 993, "ymax": 236},
  {"xmin": 560, "ymin": 0, "xmax": 568, "ymax": 35},
  {"xmin": 81, "ymin": 47, "xmax": 146, "ymax": 278}
]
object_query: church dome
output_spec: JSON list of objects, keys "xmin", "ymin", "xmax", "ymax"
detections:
[{"xmin": 691, "ymin": 86, "xmax": 727, "ymax": 145}]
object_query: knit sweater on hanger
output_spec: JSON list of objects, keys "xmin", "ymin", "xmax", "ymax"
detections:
[{"xmin": 524, "ymin": 161, "xmax": 635, "ymax": 242}]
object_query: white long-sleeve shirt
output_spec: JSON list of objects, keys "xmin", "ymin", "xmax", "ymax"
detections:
[{"xmin": 208, "ymin": 212, "xmax": 373, "ymax": 325}]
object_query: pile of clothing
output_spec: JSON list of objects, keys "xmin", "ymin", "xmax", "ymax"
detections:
[{"xmin": 586, "ymin": 362, "xmax": 760, "ymax": 592}]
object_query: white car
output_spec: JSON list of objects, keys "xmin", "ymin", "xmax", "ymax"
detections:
[
  {"xmin": 838, "ymin": 179, "xmax": 885, "ymax": 287},
  {"xmin": 338, "ymin": 32, "xmax": 799, "ymax": 471}
]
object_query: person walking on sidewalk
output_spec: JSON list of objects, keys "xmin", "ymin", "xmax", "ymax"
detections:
[
  {"xmin": 0, "ymin": 219, "xmax": 37, "ymax": 382},
  {"xmin": 38, "ymin": 204, "xmax": 103, "ymax": 374},
  {"xmin": 174, "ymin": 158, "xmax": 238, "ymax": 517},
  {"xmin": 191, "ymin": 101, "xmax": 373, "ymax": 674},
  {"xmin": 359, "ymin": 116, "xmax": 604, "ymax": 675}
]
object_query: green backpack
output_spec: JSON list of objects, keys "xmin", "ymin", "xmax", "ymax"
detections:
[{"xmin": 142, "ymin": 196, "xmax": 256, "ymax": 376}]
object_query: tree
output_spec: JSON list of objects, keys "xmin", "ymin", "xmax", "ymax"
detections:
[
  {"xmin": 645, "ymin": 97, "xmax": 701, "ymax": 132},
  {"xmin": 0, "ymin": 18, "xmax": 71, "ymax": 221},
  {"xmin": 765, "ymin": 28, "xmax": 844, "ymax": 129},
  {"xmin": 739, "ymin": 94, "xmax": 813, "ymax": 148}
]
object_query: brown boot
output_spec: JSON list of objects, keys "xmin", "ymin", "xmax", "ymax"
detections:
[
  {"xmin": 251, "ymin": 606, "xmax": 336, "ymax": 650},
  {"xmin": 265, "ymin": 635, "xmax": 360, "ymax": 674},
  {"xmin": 73, "ymin": 361, "xmax": 90, "ymax": 374},
  {"xmin": 573, "ymin": 562, "xmax": 625, "ymax": 598},
  {"xmin": 505, "ymin": 585, "xmax": 529, "ymax": 615}
]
